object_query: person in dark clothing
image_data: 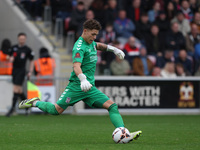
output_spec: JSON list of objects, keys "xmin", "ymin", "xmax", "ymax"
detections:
[
  {"xmin": 145, "ymin": 24, "xmax": 165, "ymax": 56},
  {"xmin": 1, "ymin": 39, "xmax": 11, "ymax": 55},
  {"xmin": 126, "ymin": 0, "xmax": 143, "ymax": 23},
  {"xmin": 6, "ymin": 33, "xmax": 34, "ymax": 117},
  {"xmin": 165, "ymin": 1, "xmax": 176, "ymax": 21},
  {"xmin": 135, "ymin": 12, "xmax": 151, "ymax": 43},
  {"xmin": 69, "ymin": 1, "xmax": 86, "ymax": 34},
  {"xmin": 186, "ymin": 23, "xmax": 200, "ymax": 55},
  {"xmin": 20, "ymin": 0, "xmax": 44, "ymax": 21},
  {"xmin": 175, "ymin": 49, "xmax": 193, "ymax": 75},
  {"xmin": 189, "ymin": 0, "xmax": 199, "ymax": 14},
  {"xmin": 154, "ymin": 10, "xmax": 170, "ymax": 36},
  {"xmin": 76, "ymin": 10, "xmax": 95, "ymax": 37},
  {"xmin": 140, "ymin": 0, "xmax": 155, "ymax": 12},
  {"xmin": 165, "ymin": 22, "xmax": 186, "ymax": 56},
  {"xmin": 104, "ymin": 0, "xmax": 118, "ymax": 25},
  {"xmin": 89, "ymin": 0, "xmax": 106, "ymax": 28},
  {"xmin": 50, "ymin": 0, "xmax": 72, "ymax": 20},
  {"xmin": 156, "ymin": 49, "xmax": 175, "ymax": 68},
  {"xmin": 99, "ymin": 40, "xmax": 117, "ymax": 75}
]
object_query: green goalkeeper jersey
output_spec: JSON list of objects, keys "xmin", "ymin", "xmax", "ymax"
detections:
[{"xmin": 69, "ymin": 36, "xmax": 98, "ymax": 85}]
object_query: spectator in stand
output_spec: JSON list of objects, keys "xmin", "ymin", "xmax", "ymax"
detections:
[
  {"xmin": 123, "ymin": 36, "xmax": 140, "ymax": 66},
  {"xmin": 104, "ymin": 0, "xmax": 118, "ymax": 25},
  {"xmin": 192, "ymin": 42, "xmax": 200, "ymax": 73},
  {"xmin": 155, "ymin": 0, "xmax": 165, "ymax": 11},
  {"xmin": 156, "ymin": 50, "xmax": 175, "ymax": 68},
  {"xmin": 194, "ymin": 65, "xmax": 200, "ymax": 76},
  {"xmin": 152, "ymin": 67, "xmax": 161, "ymax": 76},
  {"xmin": 113, "ymin": 10, "xmax": 135, "ymax": 45},
  {"xmin": 173, "ymin": 0, "xmax": 181, "ymax": 10},
  {"xmin": 181, "ymin": 0, "xmax": 194, "ymax": 22},
  {"xmin": 84, "ymin": 9, "xmax": 95, "ymax": 21},
  {"xmin": 135, "ymin": 12, "xmax": 151, "ymax": 43},
  {"xmin": 110, "ymin": 53, "xmax": 131, "ymax": 76},
  {"xmin": 77, "ymin": 10, "xmax": 95, "ymax": 37},
  {"xmin": 189, "ymin": 0, "xmax": 199, "ymax": 14},
  {"xmin": 0, "ymin": 39, "xmax": 12, "ymax": 75},
  {"xmin": 191, "ymin": 12, "xmax": 200, "ymax": 32},
  {"xmin": 51, "ymin": 0, "xmax": 72, "ymax": 21},
  {"xmin": 140, "ymin": 0, "xmax": 154, "ymax": 12},
  {"xmin": 89, "ymin": 0, "xmax": 106, "ymax": 28},
  {"xmin": 160, "ymin": 62, "xmax": 177, "ymax": 78},
  {"xmin": 18, "ymin": 0, "xmax": 45, "ymax": 21},
  {"xmin": 132, "ymin": 46, "xmax": 154, "ymax": 76},
  {"xmin": 100, "ymin": 40, "xmax": 117, "ymax": 75},
  {"xmin": 165, "ymin": 22, "xmax": 186, "ymax": 56},
  {"xmin": 69, "ymin": 1, "xmax": 86, "ymax": 37},
  {"xmin": 186, "ymin": 23, "xmax": 200, "ymax": 55},
  {"xmin": 194, "ymin": 43, "xmax": 200, "ymax": 65},
  {"xmin": 165, "ymin": 1, "xmax": 176, "ymax": 21},
  {"xmin": 148, "ymin": 1, "xmax": 161, "ymax": 23},
  {"xmin": 145, "ymin": 24, "xmax": 165, "ymax": 56},
  {"xmin": 175, "ymin": 49, "xmax": 193, "ymax": 75},
  {"xmin": 127, "ymin": 0, "xmax": 143, "ymax": 23},
  {"xmin": 171, "ymin": 11, "xmax": 191, "ymax": 37},
  {"xmin": 154, "ymin": 10, "xmax": 170, "ymax": 36},
  {"xmin": 99, "ymin": 23, "xmax": 116, "ymax": 44},
  {"xmin": 175, "ymin": 63, "xmax": 188, "ymax": 76}
]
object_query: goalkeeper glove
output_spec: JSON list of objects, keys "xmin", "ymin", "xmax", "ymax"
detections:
[
  {"xmin": 107, "ymin": 45, "xmax": 125, "ymax": 60},
  {"xmin": 78, "ymin": 73, "xmax": 92, "ymax": 92}
]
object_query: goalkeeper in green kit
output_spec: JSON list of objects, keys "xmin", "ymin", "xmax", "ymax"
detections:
[{"xmin": 19, "ymin": 19, "xmax": 142, "ymax": 142}]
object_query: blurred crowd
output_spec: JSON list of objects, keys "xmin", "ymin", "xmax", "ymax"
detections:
[{"xmin": 11, "ymin": 0, "xmax": 200, "ymax": 77}]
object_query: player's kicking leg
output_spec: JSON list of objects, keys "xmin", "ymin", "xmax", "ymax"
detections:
[
  {"xmin": 19, "ymin": 97, "xmax": 64, "ymax": 115},
  {"xmin": 101, "ymin": 100, "xmax": 142, "ymax": 142},
  {"xmin": 19, "ymin": 97, "xmax": 40, "ymax": 109},
  {"xmin": 129, "ymin": 131, "xmax": 142, "ymax": 141}
]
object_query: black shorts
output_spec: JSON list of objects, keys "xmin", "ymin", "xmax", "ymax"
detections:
[{"xmin": 12, "ymin": 68, "xmax": 26, "ymax": 85}]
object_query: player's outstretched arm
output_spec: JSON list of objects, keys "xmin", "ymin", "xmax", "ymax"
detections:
[
  {"xmin": 96, "ymin": 42, "xmax": 125, "ymax": 60},
  {"xmin": 73, "ymin": 62, "xmax": 92, "ymax": 92}
]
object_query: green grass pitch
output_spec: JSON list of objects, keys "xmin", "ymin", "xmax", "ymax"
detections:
[{"xmin": 0, "ymin": 114, "xmax": 200, "ymax": 150}]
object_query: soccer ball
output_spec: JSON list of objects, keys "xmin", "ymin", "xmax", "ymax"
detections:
[{"xmin": 112, "ymin": 127, "xmax": 131, "ymax": 144}]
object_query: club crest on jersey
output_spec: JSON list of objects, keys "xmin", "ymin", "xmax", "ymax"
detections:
[
  {"xmin": 75, "ymin": 52, "xmax": 81, "ymax": 58},
  {"xmin": 66, "ymin": 97, "xmax": 71, "ymax": 103},
  {"xmin": 20, "ymin": 53, "xmax": 26, "ymax": 59}
]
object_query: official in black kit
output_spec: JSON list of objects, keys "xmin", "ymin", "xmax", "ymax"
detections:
[{"xmin": 6, "ymin": 33, "xmax": 34, "ymax": 117}]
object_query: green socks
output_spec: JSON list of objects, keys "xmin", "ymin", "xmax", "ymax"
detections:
[
  {"xmin": 36, "ymin": 101, "xmax": 59, "ymax": 115},
  {"xmin": 108, "ymin": 103, "xmax": 124, "ymax": 128},
  {"xmin": 35, "ymin": 101, "xmax": 124, "ymax": 127}
]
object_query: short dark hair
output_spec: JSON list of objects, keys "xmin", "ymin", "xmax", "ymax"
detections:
[
  {"xmin": 78, "ymin": 1, "xmax": 84, "ymax": 5},
  {"xmin": 83, "ymin": 19, "xmax": 102, "ymax": 30},
  {"xmin": 18, "ymin": 32, "xmax": 26, "ymax": 37}
]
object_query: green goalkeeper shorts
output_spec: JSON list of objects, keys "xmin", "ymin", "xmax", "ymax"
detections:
[{"xmin": 56, "ymin": 81, "xmax": 109, "ymax": 110}]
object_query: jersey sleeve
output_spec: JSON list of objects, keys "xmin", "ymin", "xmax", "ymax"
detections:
[
  {"xmin": 28, "ymin": 48, "xmax": 34, "ymax": 60},
  {"xmin": 72, "ymin": 48, "xmax": 84, "ymax": 63},
  {"xmin": 9, "ymin": 46, "xmax": 14, "ymax": 56}
]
